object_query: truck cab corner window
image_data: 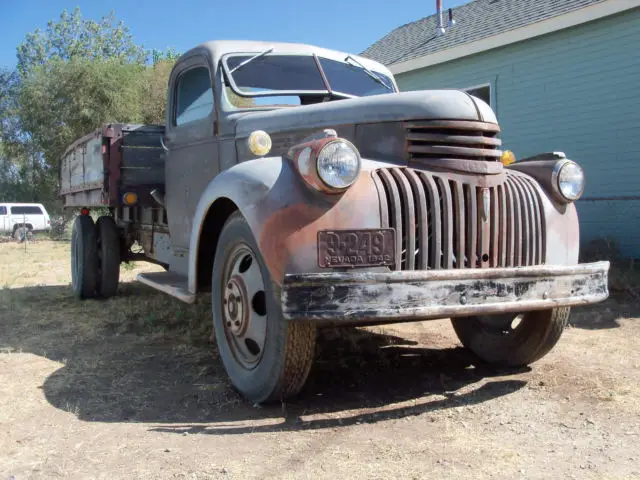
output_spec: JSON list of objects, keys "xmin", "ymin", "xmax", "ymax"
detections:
[
  {"xmin": 175, "ymin": 66, "xmax": 214, "ymax": 126},
  {"xmin": 0, "ymin": 206, "xmax": 6, "ymax": 215}
]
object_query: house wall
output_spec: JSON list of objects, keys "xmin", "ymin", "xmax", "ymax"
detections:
[{"xmin": 395, "ymin": 8, "xmax": 640, "ymax": 259}]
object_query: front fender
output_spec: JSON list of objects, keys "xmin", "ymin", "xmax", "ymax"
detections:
[{"xmin": 188, "ymin": 157, "xmax": 383, "ymax": 293}]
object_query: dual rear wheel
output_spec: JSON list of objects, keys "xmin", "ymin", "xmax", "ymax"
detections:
[{"xmin": 70, "ymin": 215, "xmax": 120, "ymax": 299}]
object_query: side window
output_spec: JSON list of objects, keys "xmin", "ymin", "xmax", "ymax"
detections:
[
  {"xmin": 175, "ymin": 66, "xmax": 214, "ymax": 126},
  {"xmin": 10, "ymin": 206, "xmax": 43, "ymax": 215},
  {"xmin": 465, "ymin": 84, "xmax": 491, "ymax": 106},
  {"xmin": 0, "ymin": 206, "xmax": 6, "ymax": 215}
]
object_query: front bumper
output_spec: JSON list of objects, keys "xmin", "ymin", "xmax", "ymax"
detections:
[{"xmin": 281, "ymin": 261, "xmax": 610, "ymax": 323}]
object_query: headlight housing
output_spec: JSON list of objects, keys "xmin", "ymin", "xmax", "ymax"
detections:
[
  {"xmin": 316, "ymin": 140, "xmax": 361, "ymax": 189},
  {"xmin": 553, "ymin": 160, "xmax": 584, "ymax": 201},
  {"xmin": 289, "ymin": 130, "xmax": 362, "ymax": 194}
]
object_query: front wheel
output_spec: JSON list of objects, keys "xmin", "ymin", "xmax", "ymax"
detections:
[
  {"xmin": 451, "ymin": 307, "xmax": 570, "ymax": 367},
  {"xmin": 212, "ymin": 212, "xmax": 316, "ymax": 404}
]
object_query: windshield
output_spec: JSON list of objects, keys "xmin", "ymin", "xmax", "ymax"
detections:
[{"xmin": 222, "ymin": 53, "xmax": 395, "ymax": 109}]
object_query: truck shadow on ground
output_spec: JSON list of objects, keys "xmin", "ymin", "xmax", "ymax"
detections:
[
  {"xmin": 1, "ymin": 282, "xmax": 626, "ymax": 435},
  {"xmin": 569, "ymin": 296, "xmax": 634, "ymax": 330}
]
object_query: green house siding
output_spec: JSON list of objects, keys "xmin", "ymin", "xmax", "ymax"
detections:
[{"xmin": 396, "ymin": 8, "xmax": 640, "ymax": 258}]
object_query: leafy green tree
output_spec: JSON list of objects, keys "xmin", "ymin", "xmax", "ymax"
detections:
[
  {"xmin": 2, "ymin": 8, "xmax": 155, "ymax": 213},
  {"xmin": 16, "ymin": 8, "xmax": 146, "ymax": 77},
  {"xmin": 19, "ymin": 59, "xmax": 145, "ymax": 169}
]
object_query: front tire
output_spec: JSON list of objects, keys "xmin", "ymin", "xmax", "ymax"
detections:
[
  {"xmin": 451, "ymin": 307, "xmax": 570, "ymax": 367},
  {"xmin": 71, "ymin": 215, "xmax": 98, "ymax": 299},
  {"xmin": 212, "ymin": 212, "xmax": 316, "ymax": 404}
]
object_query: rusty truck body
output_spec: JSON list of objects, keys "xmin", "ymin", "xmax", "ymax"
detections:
[{"xmin": 60, "ymin": 40, "xmax": 609, "ymax": 403}]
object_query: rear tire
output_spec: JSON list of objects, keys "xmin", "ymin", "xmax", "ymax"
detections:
[
  {"xmin": 451, "ymin": 307, "xmax": 570, "ymax": 367},
  {"xmin": 212, "ymin": 212, "xmax": 316, "ymax": 404},
  {"xmin": 96, "ymin": 216, "xmax": 121, "ymax": 298},
  {"xmin": 71, "ymin": 215, "xmax": 98, "ymax": 299}
]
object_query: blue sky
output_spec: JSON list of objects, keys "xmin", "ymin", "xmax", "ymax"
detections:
[{"xmin": 0, "ymin": 0, "xmax": 468, "ymax": 69}]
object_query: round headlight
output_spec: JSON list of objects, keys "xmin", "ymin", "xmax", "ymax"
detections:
[
  {"xmin": 247, "ymin": 130, "xmax": 272, "ymax": 156},
  {"xmin": 557, "ymin": 161, "xmax": 584, "ymax": 201},
  {"xmin": 316, "ymin": 140, "xmax": 361, "ymax": 189}
]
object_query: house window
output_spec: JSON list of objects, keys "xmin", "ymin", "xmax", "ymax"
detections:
[
  {"xmin": 465, "ymin": 84, "xmax": 491, "ymax": 106},
  {"xmin": 175, "ymin": 66, "xmax": 214, "ymax": 126}
]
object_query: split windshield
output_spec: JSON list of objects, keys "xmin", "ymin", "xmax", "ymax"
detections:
[{"xmin": 222, "ymin": 53, "xmax": 395, "ymax": 108}]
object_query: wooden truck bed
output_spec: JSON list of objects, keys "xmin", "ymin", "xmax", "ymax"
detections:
[{"xmin": 59, "ymin": 123, "xmax": 165, "ymax": 208}]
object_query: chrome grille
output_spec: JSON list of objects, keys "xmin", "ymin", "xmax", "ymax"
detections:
[
  {"xmin": 405, "ymin": 120, "xmax": 503, "ymax": 166},
  {"xmin": 372, "ymin": 168, "xmax": 546, "ymax": 270}
]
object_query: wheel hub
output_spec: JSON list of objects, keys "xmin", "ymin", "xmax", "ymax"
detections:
[{"xmin": 224, "ymin": 275, "xmax": 249, "ymax": 336}]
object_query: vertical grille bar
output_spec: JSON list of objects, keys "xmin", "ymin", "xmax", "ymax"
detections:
[
  {"xmin": 390, "ymin": 168, "xmax": 416, "ymax": 270},
  {"xmin": 504, "ymin": 178, "xmax": 520, "ymax": 266},
  {"xmin": 490, "ymin": 186, "xmax": 500, "ymax": 267},
  {"xmin": 451, "ymin": 182, "xmax": 466, "ymax": 268},
  {"xmin": 405, "ymin": 169, "xmax": 429, "ymax": 269},
  {"xmin": 512, "ymin": 176, "xmax": 536, "ymax": 266},
  {"xmin": 371, "ymin": 171, "xmax": 390, "ymax": 228},
  {"xmin": 420, "ymin": 173, "xmax": 442, "ymax": 269},
  {"xmin": 497, "ymin": 185, "xmax": 507, "ymax": 267},
  {"xmin": 523, "ymin": 177, "xmax": 545, "ymax": 264},
  {"xmin": 510, "ymin": 176, "xmax": 531, "ymax": 266},
  {"xmin": 377, "ymin": 169, "xmax": 403, "ymax": 269},
  {"xmin": 435, "ymin": 177, "xmax": 454, "ymax": 269},
  {"xmin": 477, "ymin": 187, "xmax": 491, "ymax": 268},
  {"xmin": 465, "ymin": 185, "xmax": 478, "ymax": 267}
]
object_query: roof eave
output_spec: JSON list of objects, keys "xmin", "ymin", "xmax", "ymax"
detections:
[{"xmin": 389, "ymin": 0, "xmax": 640, "ymax": 75}]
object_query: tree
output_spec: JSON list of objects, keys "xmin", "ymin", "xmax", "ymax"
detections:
[
  {"xmin": 19, "ymin": 59, "xmax": 145, "ymax": 169},
  {"xmin": 16, "ymin": 8, "xmax": 146, "ymax": 77},
  {"xmin": 2, "ymin": 8, "xmax": 154, "ymax": 213},
  {"xmin": 141, "ymin": 48, "xmax": 182, "ymax": 124}
]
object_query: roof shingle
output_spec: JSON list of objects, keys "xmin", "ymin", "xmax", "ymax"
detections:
[{"xmin": 361, "ymin": 0, "xmax": 605, "ymax": 66}]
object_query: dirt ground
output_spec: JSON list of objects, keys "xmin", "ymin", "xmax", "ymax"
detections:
[{"xmin": 1, "ymin": 240, "xmax": 639, "ymax": 479}]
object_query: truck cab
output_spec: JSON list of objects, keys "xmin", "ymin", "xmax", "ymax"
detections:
[{"xmin": 61, "ymin": 40, "xmax": 609, "ymax": 404}]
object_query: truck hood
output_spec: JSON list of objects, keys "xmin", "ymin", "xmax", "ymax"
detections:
[{"xmin": 232, "ymin": 90, "xmax": 497, "ymax": 138}]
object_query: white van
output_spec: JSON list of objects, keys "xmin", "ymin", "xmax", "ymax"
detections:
[{"xmin": 0, "ymin": 203, "xmax": 51, "ymax": 236}]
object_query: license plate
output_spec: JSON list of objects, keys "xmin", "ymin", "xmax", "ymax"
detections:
[{"xmin": 318, "ymin": 229, "xmax": 396, "ymax": 268}]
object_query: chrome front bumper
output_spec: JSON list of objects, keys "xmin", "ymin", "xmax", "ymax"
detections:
[{"xmin": 281, "ymin": 261, "xmax": 610, "ymax": 324}]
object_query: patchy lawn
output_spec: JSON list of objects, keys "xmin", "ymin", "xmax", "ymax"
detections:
[{"xmin": 1, "ymin": 241, "xmax": 639, "ymax": 479}]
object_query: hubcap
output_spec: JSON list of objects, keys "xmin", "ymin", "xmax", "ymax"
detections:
[{"xmin": 221, "ymin": 244, "xmax": 268, "ymax": 369}]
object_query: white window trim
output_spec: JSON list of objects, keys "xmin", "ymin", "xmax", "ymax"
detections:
[{"xmin": 390, "ymin": 0, "xmax": 640, "ymax": 75}]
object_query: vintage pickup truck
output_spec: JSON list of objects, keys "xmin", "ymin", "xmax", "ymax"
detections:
[{"xmin": 60, "ymin": 40, "xmax": 609, "ymax": 404}]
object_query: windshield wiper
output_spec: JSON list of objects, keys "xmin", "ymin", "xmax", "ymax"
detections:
[
  {"xmin": 230, "ymin": 47, "xmax": 274, "ymax": 74},
  {"xmin": 344, "ymin": 55, "xmax": 393, "ymax": 91}
]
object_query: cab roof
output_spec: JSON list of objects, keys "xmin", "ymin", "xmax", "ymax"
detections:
[{"xmin": 177, "ymin": 40, "xmax": 395, "ymax": 80}]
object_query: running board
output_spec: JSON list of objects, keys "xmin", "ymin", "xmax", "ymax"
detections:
[{"xmin": 137, "ymin": 272, "xmax": 195, "ymax": 303}]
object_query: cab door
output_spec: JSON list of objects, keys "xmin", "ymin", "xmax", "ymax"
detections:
[{"xmin": 164, "ymin": 55, "xmax": 220, "ymax": 253}]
